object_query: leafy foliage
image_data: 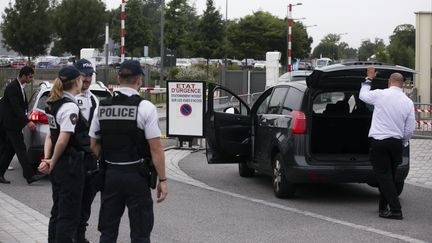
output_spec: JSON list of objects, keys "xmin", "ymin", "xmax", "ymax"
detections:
[
  {"xmin": 53, "ymin": 0, "xmax": 106, "ymax": 56},
  {"xmin": 164, "ymin": 0, "xmax": 198, "ymax": 57},
  {"xmin": 387, "ymin": 24, "xmax": 415, "ymax": 68},
  {"xmin": 194, "ymin": 0, "xmax": 224, "ymax": 59},
  {"xmin": 1, "ymin": 0, "xmax": 53, "ymax": 61}
]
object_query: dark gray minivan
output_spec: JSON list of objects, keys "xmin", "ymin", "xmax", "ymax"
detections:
[{"xmin": 205, "ymin": 62, "xmax": 415, "ymax": 198}]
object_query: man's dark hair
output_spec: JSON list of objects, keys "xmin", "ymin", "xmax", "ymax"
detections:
[{"xmin": 19, "ymin": 66, "xmax": 34, "ymax": 77}]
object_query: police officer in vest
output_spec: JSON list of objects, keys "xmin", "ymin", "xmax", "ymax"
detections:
[
  {"xmin": 74, "ymin": 59, "xmax": 99, "ymax": 243},
  {"xmin": 38, "ymin": 66, "xmax": 87, "ymax": 243},
  {"xmin": 89, "ymin": 60, "xmax": 167, "ymax": 243}
]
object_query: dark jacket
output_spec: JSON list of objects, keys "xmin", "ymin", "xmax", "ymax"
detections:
[{"xmin": 0, "ymin": 79, "xmax": 29, "ymax": 131}]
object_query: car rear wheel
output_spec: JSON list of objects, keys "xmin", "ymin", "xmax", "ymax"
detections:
[
  {"xmin": 272, "ymin": 153, "xmax": 296, "ymax": 198},
  {"xmin": 238, "ymin": 162, "xmax": 255, "ymax": 177}
]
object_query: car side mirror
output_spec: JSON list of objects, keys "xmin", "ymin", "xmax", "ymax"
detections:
[{"xmin": 224, "ymin": 107, "xmax": 240, "ymax": 114}]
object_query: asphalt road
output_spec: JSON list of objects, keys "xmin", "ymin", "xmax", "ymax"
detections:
[
  {"xmin": 1, "ymin": 118, "xmax": 431, "ymax": 242},
  {"xmin": 2, "ymin": 149, "xmax": 432, "ymax": 243}
]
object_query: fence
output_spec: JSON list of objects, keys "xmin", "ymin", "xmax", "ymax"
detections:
[{"xmin": 414, "ymin": 103, "xmax": 432, "ymax": 137}]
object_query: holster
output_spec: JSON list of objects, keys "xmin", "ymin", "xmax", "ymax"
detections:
[
  {"xmin": 138, "ymin": 158, "xmax": 157, "ymax": 189},
  {"xmin": 92, "ymin": 159, "xmax": 107, "ymax": 192}
]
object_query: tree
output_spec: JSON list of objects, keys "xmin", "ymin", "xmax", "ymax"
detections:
[
  {"xmin": 387, "ymin": 24, "xmax": 415, "ymax": 68},
  {"xmin": 337, "ymin": 42, "xmax": 357, "ymax": 60},
  {"xmin": 195, "ymin": 0, "xmax": 224, "ymax": 60},
  {"xmin": 227, "ymin": 11, "xmax": 285, "ymax": 60},
  {"xmin": 291, "ymin": 22, "xmax": 313, "ymax": 60},
  {"xmin": 165, "ymin": 0, "xmax": 198, "ymax": 57},
  {"xmin": 357, "ymin": 39, "xmax": 375, "ymax": 61},
  {"xmin": 1, "ymin": 0, "xmax": 53, "ymax": 62},
  {"xmin": 53, "ymin": 0, "xmax": 106, "ymax": 57},
  {"xmin": 311, "ymin": 34, "xmax": 340, "ymax": 60}
]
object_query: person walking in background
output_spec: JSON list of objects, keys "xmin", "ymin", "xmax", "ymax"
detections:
[
  {"xmin": 0, "ymin": 66, "xmax": 44, "ymax": 184},
  {"xmin": 73, "ymin": 59, "xmax": 99, "ymax": 243},
  {"xmin": 359, "ymin": 66, "xmax": 416, "ymax": 220},
  {"xmin": 38, "ymin": 66, "xmax": 87, "ymax": 243},
  {"xmin": 89, "ymin": 60, "xmax": 167, "ymax": 243}
]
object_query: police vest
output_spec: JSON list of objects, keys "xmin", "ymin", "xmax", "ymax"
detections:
[
  {"xmin": 45, "ymin": 97, "xmax": 90, "ymax": 154},
  {"xmin": 98, "ymin": 92, "xmax": 150, "ymax": 164}
]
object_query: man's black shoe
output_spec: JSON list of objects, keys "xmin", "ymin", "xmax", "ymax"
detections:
[
  {"xmin": 379, "ymin": 210, "xmax": 403, "ymax": 220},
  {"xmin": 0, "ymin": 176, "xmax": 11, "ymax": 184},
  {"xmin": 27, "ymin": 174, "xmax": 45, "ymax": 184}
]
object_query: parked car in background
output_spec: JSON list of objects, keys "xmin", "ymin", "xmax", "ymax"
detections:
[
  {"xmin": 315, "ymin": 57, "xmax": 333, "ymax": 68},
  {"xmin": 254, "ymin": 60, "xmax": 266, "ymax": 69},
  {"xmin": 10, "ymin": 57, "xmax": 27, "ymax": 69},
  {"xmin": 205, "ymin": 62, "xmax": 414, "ymax": 198},
  {"xmin": 34, "ymin": 56, "xmax": 62, "ymax": 69},
  {"xmin": 176, "ymin": 58, "xmax": 192, "ymax": 68},
  {"xmin": 23, "ymin": 81, "xmax": 112, "ymax": 168},
  {"xmin": 278, "ymin": 70, "xmax": 313, "ymax": 82},
  {"xmin": 0, "ymin": 57, "xmax": 11, "ymax": 67},
  {"xmin": 241, "ymin": 58, "xmax": 255, "ymax": 68},
  {"xmin": 297, "ymin": 61, "xmax": 313, "ymax": 70}
]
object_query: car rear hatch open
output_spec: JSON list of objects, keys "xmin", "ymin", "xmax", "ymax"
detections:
[
  {"xmin": 306, "ymin": 62, "xmax": 415, "ymax": 90},
  {"xmin": 306, "ymin": 62, "xmax": 415, "ymax": 164}
]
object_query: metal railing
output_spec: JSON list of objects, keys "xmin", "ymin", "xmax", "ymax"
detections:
[{"xmin": 414, "ymin": 103, "xmax": 432, "ymax": 138}]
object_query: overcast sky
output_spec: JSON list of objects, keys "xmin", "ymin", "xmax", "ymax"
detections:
[{"xmin": 1, "ymin": 0, "xmax": 431, "ymax": 49}]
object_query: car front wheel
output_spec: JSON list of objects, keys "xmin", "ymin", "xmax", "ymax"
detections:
[
  {"xmin": 239, "ymin": 162, "xmax": 255, "ymax": 177},
  {"xmin": 273, "ymin": 153, "xmax": 296, "ymax": 198}
]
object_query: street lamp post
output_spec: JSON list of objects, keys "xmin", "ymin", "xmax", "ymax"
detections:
[
  {"xmin": 287, "ymin": 3, "xmax": 302, "ymax": 74},
  {"xmin": 159, "ymin": 0, "xmax": 165, "ymax": 86}
]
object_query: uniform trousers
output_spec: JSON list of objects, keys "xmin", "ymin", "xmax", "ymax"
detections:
[
  {"xmin": 370, "ymin": 138, "xmax": 403, "ymax": 213},
  {"xmin": 0, "ymin": 130, "xmax": 35, "ymax": 179},
  {"xmin": 48, "ymin": 153, "xmax": 85, "ymax": 243},
  {"xmin": 75, "ymin": 154, "xmax": 98, "ymax": 241},
  {"xmin": 99, "ymin": 164, "xmax": 153, "ymax": 243}
]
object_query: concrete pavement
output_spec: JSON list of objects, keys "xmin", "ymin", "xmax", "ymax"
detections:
[{"xmin": 0, "ymin": 102, "xmax": 432, "ymax": 242}]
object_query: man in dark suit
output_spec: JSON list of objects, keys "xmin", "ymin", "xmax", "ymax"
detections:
[{"xmin": 0, "ymin": 66, "xmax": 44, "ymax": 184}]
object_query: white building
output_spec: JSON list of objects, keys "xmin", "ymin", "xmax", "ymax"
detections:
[{"xmin": 415, "ymin": 11, "xmax": 432, "ymax": 103}]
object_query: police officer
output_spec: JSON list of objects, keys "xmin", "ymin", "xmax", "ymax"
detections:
[
  {"xmin": 89, "ymin": 60, "xmax": 167, "ymax": 243},
  {"xmin": 74, "ymin": 59, "xmax": 99, "ymax": 243},
  {"xmin": 38, "ymin": 66, "xmax": 87, "ymax": 243}
]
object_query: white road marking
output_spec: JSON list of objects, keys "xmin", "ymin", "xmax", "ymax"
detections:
[{"xmin": 165, "ymin": 149, "xmax": 428, "ymax": 243}]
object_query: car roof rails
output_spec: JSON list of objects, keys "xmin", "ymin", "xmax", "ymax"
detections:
[
  {"xmin": 342, "ymin": 61, "xmax": 395, "ymax": 66},
  {"xmin": 39, "ymin": 81, "xmax": 52, "ymax": 88}
]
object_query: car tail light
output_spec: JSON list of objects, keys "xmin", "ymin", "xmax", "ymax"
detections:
[
  {"xmin": 291, "ymin": 111, "xmax": 306, "ymax": 134},
  {"xmin": 29, "ymin": 111, "xmax": 48, "ymax": 124}
]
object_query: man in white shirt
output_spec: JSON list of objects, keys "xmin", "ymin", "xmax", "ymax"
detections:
[
  {"xmin": 74, "ymin": 59, "xmax": 99, "ymax": 243},
  {"xmin": 359, "ymin": 66, "xmax": 416, "ymax": 220}
]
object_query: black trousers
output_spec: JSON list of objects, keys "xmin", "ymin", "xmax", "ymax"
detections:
[
  {"xmin": 370, "ymin": 138, "xmax": 403, "ymax": 213},
  {"xmin": 99, "ymin": 165, "xmax": 153, "ymax": 243},
  {"xmin": 76, "ymin": 154, "xmax": 98, "ymax": 240},
  {"xmin": 0, "ymin": 130, "xmax": 35, "ymax": 179},
  {"xmin": 48, "ymin": 154, "xmax": 85, "ymax": 243}
]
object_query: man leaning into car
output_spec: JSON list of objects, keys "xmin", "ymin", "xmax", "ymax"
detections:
[{"xmin": 359, "ymin": 66, "xmax": 415, "ymax": 220}]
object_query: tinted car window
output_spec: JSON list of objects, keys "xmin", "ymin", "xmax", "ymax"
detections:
[
  {"xmin": 28, "ymin": 89, "xmax": 41, "ymax": 110},
  {"xmin": 90, "ymin": 90, "xmax": 112, "ymax": 101},
  {"xmin": 36, "ymin": 91, "xmax": 50, "ymax": 110},
  {"xmin": 267, "ymin": 87, "xmax": 288, "ymax": 114},
  {"xmin": 256, "ymin": 95, "xmax": 270, "ymax": 114},
  {"xmin": 282, "ymin": 88, "xmax": 303, "ymax": 115},
  {"xmin": 213, "ymin": 88, "xmax": 248, "ymax": 115}
]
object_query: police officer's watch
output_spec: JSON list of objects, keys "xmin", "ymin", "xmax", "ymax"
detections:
[
  {"xmin": 159, "ymin": 178, "xmax": 167, "ymax": 182},
  {"xmin": 364, "ymin": 77, "xmax": 373, "ymax": 84}
]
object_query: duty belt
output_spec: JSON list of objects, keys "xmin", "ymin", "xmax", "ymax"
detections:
[{"xmin": 105, "ymin": 159, "xmax": 142, "ymax": 165}]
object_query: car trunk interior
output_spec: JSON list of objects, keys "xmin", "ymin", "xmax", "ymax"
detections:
[{"xmin": 309, "ymin": 89, "xmax": 372, "ymax": 163}]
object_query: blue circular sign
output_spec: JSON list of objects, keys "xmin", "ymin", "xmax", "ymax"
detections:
[{"xmin": 180, "ymin": 104, "xmax": 192, "ymax": 116}]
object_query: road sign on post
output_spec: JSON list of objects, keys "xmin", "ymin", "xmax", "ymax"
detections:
[{"xmin": 166, "ymin": 80, "xmax": 206, "ymax": 140}]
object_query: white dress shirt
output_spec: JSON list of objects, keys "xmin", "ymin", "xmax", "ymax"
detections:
[
  {"xmin": 359, "ymin": 81, "xmax": 416, "ymax": 145},
  {"xmin": 89, "ymin": 87, "xmax": 161, "ymax": 140},
  {"xmin": 75, "ymin": 89, "xmax": 98, "ymax": 122},
  {"xmin": 54, "ymin": 92, "xmax": 80, "ymax": 133}
]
